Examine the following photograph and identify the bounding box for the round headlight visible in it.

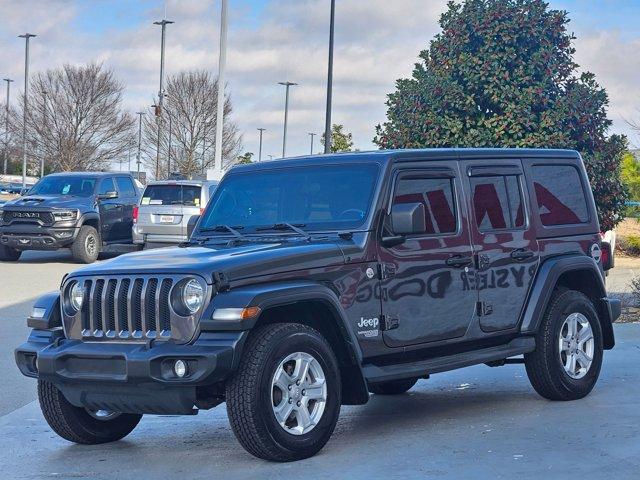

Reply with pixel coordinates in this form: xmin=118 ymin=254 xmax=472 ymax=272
xmin=70 ymin=282 xmax=84 ymax=312
xmin=182 ymin=279 xmax=204 ymax=313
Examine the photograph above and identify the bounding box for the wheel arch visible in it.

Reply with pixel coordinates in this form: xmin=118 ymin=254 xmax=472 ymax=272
xmin=203 ymin=281 xmax=369 ymax=405
xmin=520 ymin=255 xmax=615 ymax=349
xmin=78 ymin=212 xmax=100 ymax=237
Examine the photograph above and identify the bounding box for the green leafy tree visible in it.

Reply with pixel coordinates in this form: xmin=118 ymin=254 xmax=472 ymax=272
xmin=374 ymin=0 xmax=627 ymax=230
xmin=622 ymin=152 xmax=640 ymax=200
xmin=322 ymin=124 xmax=354 ymax=153
xmin=235 ymin=152 xmax=254 ymax=164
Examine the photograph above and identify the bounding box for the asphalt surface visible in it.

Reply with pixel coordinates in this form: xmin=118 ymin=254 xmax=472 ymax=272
xmin=1 ymin=251 xmax=639 ymax=479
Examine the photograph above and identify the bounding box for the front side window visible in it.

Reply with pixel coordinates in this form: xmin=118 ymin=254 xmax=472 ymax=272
xmin=471 ymin=175 xmax=525 ymax=231
xmin=200 ymin=164 xmax=380 ymax=232
xmin=532 ymin=165 xmax=588 ymax=226
xmin=392 ymin=176 xmax=457 ymax=235
xmin=28 ymin=176 xmax=96 ymax=197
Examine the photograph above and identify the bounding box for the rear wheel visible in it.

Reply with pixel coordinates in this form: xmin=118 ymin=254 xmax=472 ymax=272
xmin=71 ymin=225 xmax=99 ymax=263
xmin=0 ymin=244 xmax=21 ymax=261
xmin=524 ymin=289 xmax=603 ymax=401
xmin=38 ymin=380 xmax=142 ymax=444
xmin=368 ymin=377 xmax=419 ymax=395
xmin=226 ymin=323 xmax=341 ymax=462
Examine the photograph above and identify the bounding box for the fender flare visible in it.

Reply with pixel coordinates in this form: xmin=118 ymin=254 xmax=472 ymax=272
xmin=202 ymin=280 xmax=369 ymax=404
xmin=519 ymin=255 xmax=615 ymax=348
xmin=26 ymin=291 xmax=62 ymax=330
xmin=77 ymin=212 xmax=100 ymax=230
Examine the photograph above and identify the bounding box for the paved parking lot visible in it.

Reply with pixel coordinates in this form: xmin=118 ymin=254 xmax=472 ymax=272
xmin=1 ymin=251 xmax=639 ymax=479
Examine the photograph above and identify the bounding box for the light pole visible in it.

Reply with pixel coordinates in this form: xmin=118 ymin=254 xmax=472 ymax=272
xmin=257 ymin=128 xmax=266 ymax=162
xmin=3 ymin=78 xmax=13 ymax=175
xmin=308 ymin=132 xmax=316 ymax=155
xmin=153 ymin=18 xmax=173 ymax=179
xmin=211 ymin=0 xmax=228 ymax=180
xmin=136 ymin=111 xmax=146 ymax=178
xmin=278 ymin=81 xmax=297 ymax=158
xmin=323 ymin=0 xmax=335 ymax=154
xmin=19 ymin=33 xmax=36 ymax=188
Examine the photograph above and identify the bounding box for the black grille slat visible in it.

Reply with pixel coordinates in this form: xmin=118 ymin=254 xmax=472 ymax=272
xmin=145 ymin=279 xmax=158 ymax=336
xmin=92 ymin=279 xmax=105 ymax=333
xmin=117 ymin=279 xmax=130 ymax=333
xmin=81 ymin=279 xmax=92 ymax=331
xmin=105 ymin=279 xmax=117 ymax=332
xmin=132 ymin=279 xmax=144 ymax=333
xmin=159 ymin=279 xmax=173 ymax=332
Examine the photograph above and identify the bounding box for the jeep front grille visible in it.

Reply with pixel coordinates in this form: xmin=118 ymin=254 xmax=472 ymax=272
xmin=61 ymin=274 xmax=206 ymax=344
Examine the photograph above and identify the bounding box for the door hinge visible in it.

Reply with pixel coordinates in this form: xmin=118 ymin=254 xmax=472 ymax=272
xmin=380 ymin=314 xmax=399 ymax=331
xmin=377 ymin=263 xmax=396 ymax=280
xmin=477 ymin=301 xmax=493 ymax=316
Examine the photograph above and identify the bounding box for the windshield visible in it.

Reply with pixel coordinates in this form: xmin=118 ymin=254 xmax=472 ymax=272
xmin=142 ymin=184 xmax=202 ymax=207
xmin=200 ymin=163 xmax=379 ymax=233
xmin=28 ymin=176 xmax=96 ymax=197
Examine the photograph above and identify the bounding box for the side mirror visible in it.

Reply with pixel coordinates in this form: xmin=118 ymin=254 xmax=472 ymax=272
xmin=187 ymin=214 xmax=201 ymax=239
xmin=97 ymin=190 xmax=118 ymax=200
xmin=390 ymin=202 xmax=426 ymax=235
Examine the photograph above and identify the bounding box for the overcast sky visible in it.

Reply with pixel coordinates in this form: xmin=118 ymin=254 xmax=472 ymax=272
xmin=0 ymin=0 xmax=639 ymax=169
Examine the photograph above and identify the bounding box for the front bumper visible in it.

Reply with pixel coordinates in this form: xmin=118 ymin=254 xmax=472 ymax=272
xmin=15 ymin=329 xmax=247 ymax=414
xmin=0 ymin=225 xmax=78 ymax=250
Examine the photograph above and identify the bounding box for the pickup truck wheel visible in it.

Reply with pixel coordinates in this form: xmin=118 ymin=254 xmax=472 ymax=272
xmin=37 ymin=380 xmax=142 ymax=444
xmin=71 ymin=225 xmax=99 ymax=263
xmin=368 ymin=377 xmax=418 ymax=395
xmin=0 ymin=245 xmax=21 ymax=261
xmin=524 ymin=289 xmax=603 ymax=401
xmin=226 ymin=323 xmax=341 ymax=462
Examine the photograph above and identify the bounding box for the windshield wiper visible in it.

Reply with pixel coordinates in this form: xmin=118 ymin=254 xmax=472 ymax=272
xmin=256 ymin=223 xmax=311 ymax=240
xmin=198 ymin=224 xmax=247 ymax=240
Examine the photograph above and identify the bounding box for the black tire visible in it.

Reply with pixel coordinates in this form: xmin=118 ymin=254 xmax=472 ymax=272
xmin=0 ymin=244 xmax=21 ymax=261
xmin=71 ymin=225 xmax=99 ymax=263
xmin=368 ymin=377 xmax=418 ymax=395
xmin=226 ymin=323 xmax=341 ymax=462
xmin=524 ymin=289 xmax=603 ymax=401
xmin=37 ymin=380 xmax=142 ymax=444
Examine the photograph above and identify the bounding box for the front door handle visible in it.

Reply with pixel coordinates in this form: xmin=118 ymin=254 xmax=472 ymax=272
xmin=446 ymin=255 xmax=473 ymax=268
xmin=511 ymin=249 xmax=534 ymax=261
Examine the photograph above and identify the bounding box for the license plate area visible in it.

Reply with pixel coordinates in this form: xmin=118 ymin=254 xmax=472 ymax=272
xmin=159 ymin=215 xmax=175 ymax=223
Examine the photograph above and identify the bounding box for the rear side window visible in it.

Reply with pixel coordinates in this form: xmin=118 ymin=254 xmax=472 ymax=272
xmin=116 ymin=177 xmax=137 ymax=197
xmin=141 ymin=185 xmax=202 ymax=206
xmin=471 ymin=175 xmax=525 ymax=231
xmin=97 ymin=178 xmax=115 ymax=195
xmin=392 ymin=176 xmax=457 ymax=235
xmin=532 ymin=165 xmax=588 ymax=226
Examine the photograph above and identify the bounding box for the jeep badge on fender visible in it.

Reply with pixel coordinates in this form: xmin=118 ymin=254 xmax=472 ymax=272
xmin=15 ymin=149 xmax=620 ymax=462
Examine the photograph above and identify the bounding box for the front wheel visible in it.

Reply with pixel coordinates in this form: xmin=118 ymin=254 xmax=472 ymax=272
xmin=71 ymin=225 xmax=99 ymax=263
xmin=226 ymin=323 xmax=341 ymax=462
xmin=38 ymin=380 xmax=142 ymax=444
xmin=524 ymin=289 xmax=603 ymax=401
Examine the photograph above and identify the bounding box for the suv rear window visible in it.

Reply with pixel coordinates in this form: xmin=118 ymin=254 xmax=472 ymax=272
xmin=532 ymin=165 xmax=588 ymax=226
xmin=142 ymin=184 xmax=202 ymax=207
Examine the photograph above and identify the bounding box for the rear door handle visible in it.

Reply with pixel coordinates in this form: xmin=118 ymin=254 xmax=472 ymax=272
xmin=446 ymin=255 xmax=473 ymax=268
xmin=511 ymin=249 xmax=534 ymax=261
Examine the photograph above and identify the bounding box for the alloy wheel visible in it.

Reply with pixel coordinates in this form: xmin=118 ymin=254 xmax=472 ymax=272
xmin=558 ymin=312 xmax=594 ymax=379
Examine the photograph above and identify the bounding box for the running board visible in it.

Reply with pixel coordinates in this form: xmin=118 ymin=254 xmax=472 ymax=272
xmin=363 ymin=337 xmax=535 ymax=384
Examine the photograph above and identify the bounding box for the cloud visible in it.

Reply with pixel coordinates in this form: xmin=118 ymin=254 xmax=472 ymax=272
xmin=0 ymin=0 xmax=638 ymax=162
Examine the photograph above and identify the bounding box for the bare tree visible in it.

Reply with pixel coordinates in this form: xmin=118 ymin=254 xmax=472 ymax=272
xmin=13 ymin=63 xmax=134 ymax=173
xmin=141 ymin=70 xmax=242 ymax=179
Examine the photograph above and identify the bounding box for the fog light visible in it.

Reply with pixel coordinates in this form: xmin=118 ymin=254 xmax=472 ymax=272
xmin=174 ymin=359 xmax=187 ymax=378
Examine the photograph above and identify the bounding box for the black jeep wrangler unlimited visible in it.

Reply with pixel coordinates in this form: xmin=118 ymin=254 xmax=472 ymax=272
xmin=15 ymin=149 xmax=620 ymax=461
xmin=0 ymin=172 xmax=140 ymax=263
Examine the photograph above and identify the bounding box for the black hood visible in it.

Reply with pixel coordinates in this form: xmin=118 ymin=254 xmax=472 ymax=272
xmin=68 ymin=238 xmax=348 ymax=283
xmin=4 ymin=194 xmax=94 ymax=211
